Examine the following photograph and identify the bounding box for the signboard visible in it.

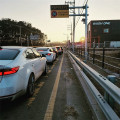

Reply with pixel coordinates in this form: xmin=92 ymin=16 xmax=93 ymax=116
xmin=50 ymin=5 xmax=69 ymax=18
xmin=93 ymin=22 xmax=111 ymax=26
xmin=30 ymin=35 xmax=40 ymax=40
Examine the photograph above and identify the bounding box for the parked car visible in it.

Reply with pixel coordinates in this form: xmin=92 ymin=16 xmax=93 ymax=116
xmin=0 ymin=46 xmax=47 ymax=101
xmin=52 ymin=47 xmax=58 ymax=57
xmin=36 ymin=47 xmax=56 ymax=63
xmin=55 ymin=46 xmax=63 ymax=55
xmin=60 ymin=46 xmax=63 ymax=54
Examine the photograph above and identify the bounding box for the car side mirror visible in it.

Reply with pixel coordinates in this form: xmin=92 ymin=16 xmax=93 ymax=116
xmin=26 ymin=53 xmax=34 ymax=59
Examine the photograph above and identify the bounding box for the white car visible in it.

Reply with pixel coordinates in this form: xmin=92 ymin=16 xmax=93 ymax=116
xmin=0 ymin=46 xmax=47 ymax=101
xmin=36 ymin=47 xmax=56 ymax=64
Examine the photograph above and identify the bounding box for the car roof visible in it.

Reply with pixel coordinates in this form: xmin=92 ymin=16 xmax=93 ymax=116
xmin=1 ymin=46 xmax=33 ymax=51
xmin=36 ymin=47 xmax=52 ymax=49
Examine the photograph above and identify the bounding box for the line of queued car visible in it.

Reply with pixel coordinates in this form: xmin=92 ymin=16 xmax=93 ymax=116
xmin=0 ymin=46 xmax=63 ymax=101
xmin=36 ymin=46 xmax=63 ymax=64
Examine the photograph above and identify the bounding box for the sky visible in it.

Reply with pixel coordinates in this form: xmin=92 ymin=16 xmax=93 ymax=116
xmin=0 ymin=0 xmax=120 ymax=43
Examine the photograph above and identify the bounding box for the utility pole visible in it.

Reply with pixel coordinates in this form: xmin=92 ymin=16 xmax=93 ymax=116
xmin=73 ymin=0 xmax=75 ymax=53
xmin=65 ymin=0 xmax=75 ymax=52
xmin=67 ymin=24 xmax=72 ymax=49
xmin=85 ymin=4 xmax=88 ymax=60
xmin=19 ymin=26 xmax=22 ymax=46
xmin=27 ymin=36 xmax=29 ymax=46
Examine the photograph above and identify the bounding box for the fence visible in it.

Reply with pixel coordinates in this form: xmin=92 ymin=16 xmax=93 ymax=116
xmin=75 ymin=47 xmax=120 ymax=78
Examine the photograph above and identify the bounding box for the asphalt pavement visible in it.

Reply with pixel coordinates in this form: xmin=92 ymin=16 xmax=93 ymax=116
xmin=0 ymin=51 xmax=93 ymax=120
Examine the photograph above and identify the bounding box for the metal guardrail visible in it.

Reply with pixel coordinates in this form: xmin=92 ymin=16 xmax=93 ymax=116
xmin=68 ymin=51 xmax=120 ymax=120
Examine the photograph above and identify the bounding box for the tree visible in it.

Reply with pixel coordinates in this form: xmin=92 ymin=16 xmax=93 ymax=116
xmin=0 ymin=18 xmax=47 ymax=46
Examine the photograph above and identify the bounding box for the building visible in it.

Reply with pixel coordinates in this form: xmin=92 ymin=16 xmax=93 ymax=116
xmin=87 ymin=20 xmax=120 ymax=48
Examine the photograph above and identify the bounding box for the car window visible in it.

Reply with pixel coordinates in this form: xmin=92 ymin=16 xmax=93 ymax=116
xmin=36 ymin=48 xmax=49 ymax=51
xmin=49 ymin=49 xmax=53 ymax=52
xmin=52 ymin=48 xmax=55 ymax=51
xmin=32 ymin=48 xmax=41 ymax=58
xmin=0 ymin=49 xmax=20 ymax=60
xmin=24 ymin=48 xmax=35 ymax=59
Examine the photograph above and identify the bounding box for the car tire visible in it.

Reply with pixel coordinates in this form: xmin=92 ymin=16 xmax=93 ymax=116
xmin=43 ymin=64 xmax=47 ymax=75
xmin=27 ymin=74 xmax=35 ymax=97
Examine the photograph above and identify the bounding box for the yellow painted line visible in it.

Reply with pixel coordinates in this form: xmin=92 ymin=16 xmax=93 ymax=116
xmin=44 ymin=55 xmax=64 ymax=120
xmin=48 ymin=63 xmax=56 ymax=74
xmin=27 ymin=82 xmax=44 ymax=106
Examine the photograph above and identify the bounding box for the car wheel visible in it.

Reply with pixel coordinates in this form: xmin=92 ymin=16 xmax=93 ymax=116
xmin=43 ymin=64 xmax=47 ymax=75
xmin=27 ymin=74 xmax=35 ymax=97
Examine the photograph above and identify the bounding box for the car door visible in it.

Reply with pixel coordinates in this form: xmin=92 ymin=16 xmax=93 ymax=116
xmin=25 ymin=48 xmax=40 ymax=80
xmin=32 ymin=48 xmax=45 ymax=78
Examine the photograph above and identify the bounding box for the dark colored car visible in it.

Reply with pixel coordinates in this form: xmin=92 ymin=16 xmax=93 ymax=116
xmin=60 ymin=46 xmax=63 ymax=54
xmin=55 ymin=46 xmax=62 ymax=55
xmin=52 ymin=47 xmax=58 ymax=57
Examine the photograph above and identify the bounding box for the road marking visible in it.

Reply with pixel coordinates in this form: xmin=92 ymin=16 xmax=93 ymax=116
xmin=48 ymin=61 xmax=56 ymax=74
xmin=44 ymin=55 xmax=64 ymax=120
xmin=27 ymin=82 xmax=44 ymax=106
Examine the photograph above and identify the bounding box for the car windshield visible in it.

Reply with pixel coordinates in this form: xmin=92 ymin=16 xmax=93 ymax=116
xmin=37 ymin=48 xmax=49 ymax=51
xmin=0 ymin=49 xmax=20 ymax=60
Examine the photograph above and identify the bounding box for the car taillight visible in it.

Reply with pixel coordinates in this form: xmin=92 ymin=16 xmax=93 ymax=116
xmin=0 ymin=66 xmax=20 ymax=76
xmin=46 ymin=53 xmax=51 ymax=56
xmin=0 ymin=72 xmax=2 ymax=76
xmin=59 ymin=49 xmax=61 ymax=50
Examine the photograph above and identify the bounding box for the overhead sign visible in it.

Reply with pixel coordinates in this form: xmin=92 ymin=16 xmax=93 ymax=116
xmin=50 ymin=5 xmax=69 ymax=18
xmin=30 ymin=35 xmax=40 ymax=40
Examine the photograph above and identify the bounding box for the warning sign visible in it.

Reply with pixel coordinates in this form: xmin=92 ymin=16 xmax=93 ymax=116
xmin=50 ymin=5 xmax=69 ymax=18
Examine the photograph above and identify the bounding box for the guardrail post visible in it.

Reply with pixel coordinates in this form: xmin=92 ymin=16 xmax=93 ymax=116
xmin=104 ymin=75 xmax=116 ymax=108
xmin=102 ymin=47 xmax=105 ymax=68
xmin=93 ymin=47 xmax=95 ymax=64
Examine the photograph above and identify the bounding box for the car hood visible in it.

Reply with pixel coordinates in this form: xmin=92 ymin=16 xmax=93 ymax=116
xmin=0 ymin=60 xmax=13 ymax=66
